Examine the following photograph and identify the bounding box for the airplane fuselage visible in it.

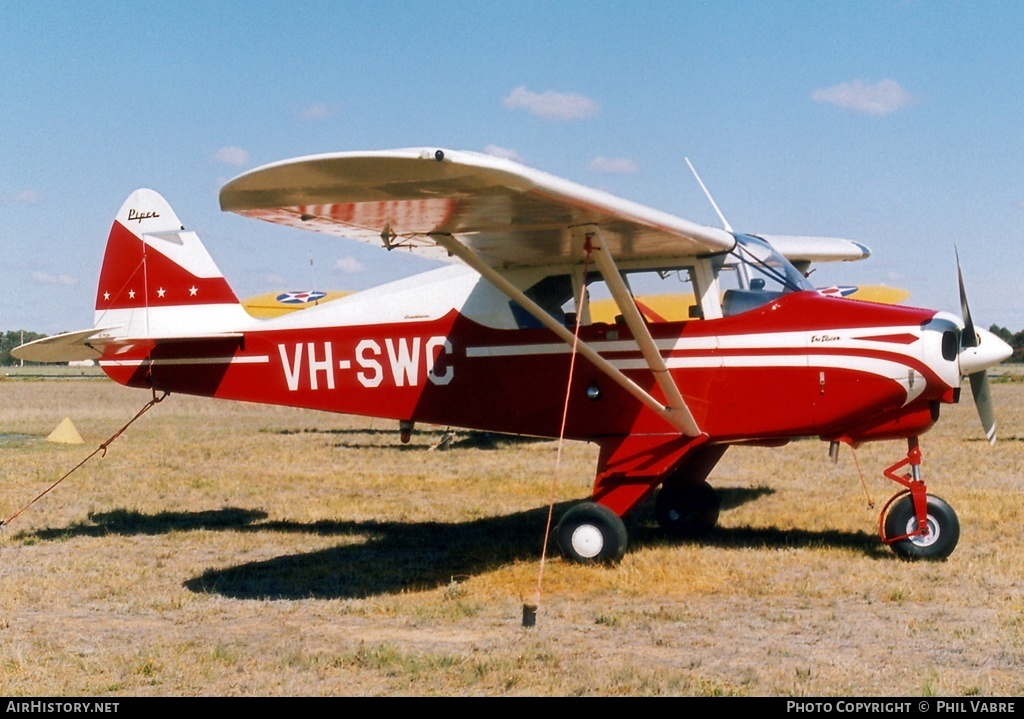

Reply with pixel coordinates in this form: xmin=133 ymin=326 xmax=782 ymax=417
xmin=99 ymin=290 xmax=961 ymax=448
xmin=17 ymin=170 xmax=1010 ymax=562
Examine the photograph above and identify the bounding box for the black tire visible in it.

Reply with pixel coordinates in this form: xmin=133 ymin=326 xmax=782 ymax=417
xmin=655 ymin=480 xmax=720 ymax=537
xmin=883 ymin=494 xmax=960 ymax=560
xmin=555 ymin=502 xmax=628 ymax=564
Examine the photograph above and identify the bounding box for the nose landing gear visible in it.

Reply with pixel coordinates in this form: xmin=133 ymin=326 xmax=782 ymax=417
xmin=879 ymin=437 xmax=960 ymax=560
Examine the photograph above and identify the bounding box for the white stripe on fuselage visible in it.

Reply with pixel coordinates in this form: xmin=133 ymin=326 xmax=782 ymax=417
xmin=466 ymin=326 xmax=928 ymax=405
xmin=98 ymin=355 xmax=270 ymax=367
xmin=466 ymin=326 xmax=924 ymax=357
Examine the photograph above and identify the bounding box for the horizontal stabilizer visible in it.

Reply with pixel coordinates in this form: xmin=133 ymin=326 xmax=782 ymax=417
xmin=12 ymin=328 xmax=117 ymax=363
xmin=13 ymin=328 xmax=248 ymax=364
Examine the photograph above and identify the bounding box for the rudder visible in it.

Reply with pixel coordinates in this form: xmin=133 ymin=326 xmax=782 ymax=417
xmin=95 ymin=189 xmax=250 ymax=337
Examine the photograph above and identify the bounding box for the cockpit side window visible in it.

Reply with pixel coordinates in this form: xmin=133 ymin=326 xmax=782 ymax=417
xmin=511 ymin=236 xmax=812 ymax=328
xmin=509 ymin=274 xmax=575 ymax=329
xmin=513 ymin=267 xmax=703 ymax=329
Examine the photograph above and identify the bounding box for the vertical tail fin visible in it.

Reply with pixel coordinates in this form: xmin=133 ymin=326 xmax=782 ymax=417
xmin=95 ymin=189 xmax=250 ymax=337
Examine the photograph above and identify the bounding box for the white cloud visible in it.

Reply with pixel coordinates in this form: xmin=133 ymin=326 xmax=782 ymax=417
xmin=300 ymin=102 xmax=331 ymax=120
xmin=502 ymin=86 xmax=598 ymax=120
xmin=32 ymin=271 xmax=75 ymax=286
xmin=587 ymin=156 xmax=640 ymax=175
xmin=483 ymin=144 xmax=523 ymax=162
xmin=211 ymin=146 xmax=251 ymax=167
xmin=811 ymin=79 xmax=916 ymax=116
xmin=1 ymin=189 xmax=41 ymax=205
xmin=335 ymin=256 xmax=365 ymax=274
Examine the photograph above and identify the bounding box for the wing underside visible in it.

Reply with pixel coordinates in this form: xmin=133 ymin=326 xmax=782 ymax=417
xmin=219 ymin=148 xmax=737 ymax=268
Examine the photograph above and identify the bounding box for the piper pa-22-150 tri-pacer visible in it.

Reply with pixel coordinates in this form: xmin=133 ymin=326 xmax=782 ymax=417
xmin=16 ymin=148 xmax=1012 ymax=563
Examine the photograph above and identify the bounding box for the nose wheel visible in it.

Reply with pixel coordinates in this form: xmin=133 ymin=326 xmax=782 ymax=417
xmin=882 ymin=493 xmax=960 ymax=560
xmin=878 ymin=437 xmax=960 ymax=560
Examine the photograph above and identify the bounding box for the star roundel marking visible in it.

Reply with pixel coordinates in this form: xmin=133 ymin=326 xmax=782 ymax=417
xmin=189 ymin=286 xmax=198 ymax=297
xmin=157 ymin=287 xmax=166 ymax=298
xmin=277 ymin=290 xmax=328 ymax=304
xmin=128 ymin=289 xmax=136 ymax=299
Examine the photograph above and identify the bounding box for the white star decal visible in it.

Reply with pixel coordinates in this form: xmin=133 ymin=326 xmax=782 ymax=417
xmin=128 ymin=289 xmax=136 ymax=299
xmin=157 ymin=287 xmax=166 ymax=298
xmin=189 ymin=286 xmax=198 ymax=296
xmin=103 ymin=292 xmax=110 ymax=301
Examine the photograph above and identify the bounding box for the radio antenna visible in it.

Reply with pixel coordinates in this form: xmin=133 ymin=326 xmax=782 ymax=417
xmin=685 ymin=157 xmax=733 ymax=233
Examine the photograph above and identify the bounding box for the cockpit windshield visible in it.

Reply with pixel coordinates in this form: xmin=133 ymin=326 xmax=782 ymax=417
xmin=725 ymin=234 xmax=813 ymax=293
xmin=717 ymin=234 xmax=813 ymax=316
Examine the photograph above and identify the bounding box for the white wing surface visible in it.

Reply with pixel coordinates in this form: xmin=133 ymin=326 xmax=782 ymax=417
xmin=219 ymin=148 xmax=736 ymax=268
xmin=759 ymin=234 xmax=870 ymax=265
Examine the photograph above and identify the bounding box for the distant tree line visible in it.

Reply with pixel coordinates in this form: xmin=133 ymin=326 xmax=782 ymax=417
xmin=1 ymin=330 xmax=47 ymax=366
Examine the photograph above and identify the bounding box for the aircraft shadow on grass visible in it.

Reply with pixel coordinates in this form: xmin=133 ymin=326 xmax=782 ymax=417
xmin=271 ymin=428 xmax=549 ymax=451
xmin=21 ymin=486 xmax=884 ymax=600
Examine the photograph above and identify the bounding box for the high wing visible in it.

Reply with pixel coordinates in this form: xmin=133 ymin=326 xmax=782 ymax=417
xmin=759 ymin=234 xmax=870 ymax=275
xmin=219 ymin=148 xmax=736 ymax=268
xmin=222 ymin=148 xmax=737 ymax=436
xmin=218 ymin=149 xmax=878 ymax=439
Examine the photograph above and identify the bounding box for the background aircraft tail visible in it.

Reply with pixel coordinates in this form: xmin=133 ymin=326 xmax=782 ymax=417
xmin=93 ymin=189 xmax=251 ymax=338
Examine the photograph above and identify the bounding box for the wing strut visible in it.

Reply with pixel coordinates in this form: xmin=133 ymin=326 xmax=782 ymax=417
xmin=579 ymin=225 xmax=701 ymax=437
xmin=429 ymin=232 xmax=700 ymax=437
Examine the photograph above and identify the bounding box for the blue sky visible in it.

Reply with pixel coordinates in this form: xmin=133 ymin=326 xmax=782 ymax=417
xmin=2 ymin=0 xmax=1022 ymax=334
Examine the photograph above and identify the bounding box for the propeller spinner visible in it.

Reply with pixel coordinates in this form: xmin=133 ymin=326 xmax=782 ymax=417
xmin=956 ymin=251 xmax=1013 ymax=443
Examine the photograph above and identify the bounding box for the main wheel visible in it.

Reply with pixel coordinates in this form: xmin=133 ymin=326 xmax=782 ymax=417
xmin=555 ymin=502 xmax=628 ymax=564
xmin=883 ymin=494 xmax=960 ymax=560
xmin=655 ymin=480 xmax=720 ymax=538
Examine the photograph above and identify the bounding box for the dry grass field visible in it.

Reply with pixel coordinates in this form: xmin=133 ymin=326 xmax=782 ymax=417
xmin=0 ymin=372 xmax=1022 ymax=696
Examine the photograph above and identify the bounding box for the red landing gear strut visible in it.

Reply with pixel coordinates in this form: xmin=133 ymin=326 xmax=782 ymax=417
xmin=878 ymin=437 xmax=960 ymax=560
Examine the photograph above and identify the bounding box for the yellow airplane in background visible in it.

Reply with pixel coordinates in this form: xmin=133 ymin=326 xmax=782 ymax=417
xmin=244 ymin=285 xmax=910 ymax=322
xmin=241 ymin=289 xmax=352 ymax=318
xmin=588 ymin=284 xmax=910 ymax=324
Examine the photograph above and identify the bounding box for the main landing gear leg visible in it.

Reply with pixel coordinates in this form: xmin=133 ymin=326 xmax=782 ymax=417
xmin=879 ymin=437 xmax=960 ymax=560
xmin=654 ymin=445 xmax=727 ymax=538
xmin=555 ymin=436 xmax=713 ymax=564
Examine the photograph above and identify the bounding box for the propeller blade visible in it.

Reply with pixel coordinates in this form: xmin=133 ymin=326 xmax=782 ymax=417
xmin=956 ymin=248 xmax=977 ymax=348
xmin=969 ymin=371 xmax=997 ymax=444
xmin=954 ymin=251 xmax=1012 ymax=444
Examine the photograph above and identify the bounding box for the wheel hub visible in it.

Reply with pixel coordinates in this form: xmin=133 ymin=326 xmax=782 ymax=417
xmin=570 ymin=524 xmax=604 ymax=558
xmin=903 ymin=515 xmax=939 ymax=548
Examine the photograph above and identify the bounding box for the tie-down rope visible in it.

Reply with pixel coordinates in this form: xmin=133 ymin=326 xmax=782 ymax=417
xmin=1 ymin=388 xmax=168 ymax=530
xmin=529 ymin=237 xmax=594 ymax=623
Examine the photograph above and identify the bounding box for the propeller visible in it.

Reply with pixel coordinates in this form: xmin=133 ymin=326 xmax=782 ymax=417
xmin=955 ymin=249 xmax=1013 ymax=444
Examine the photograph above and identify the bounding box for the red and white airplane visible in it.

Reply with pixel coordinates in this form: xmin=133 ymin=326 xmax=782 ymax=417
xmin=16 ymin=148 xmax=1012 ymax=563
